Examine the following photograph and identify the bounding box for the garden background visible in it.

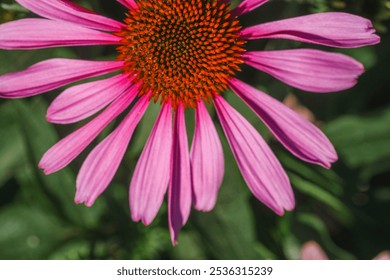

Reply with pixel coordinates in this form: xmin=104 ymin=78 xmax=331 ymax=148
xmin=0 ymin=0 xmax=389 ymax=259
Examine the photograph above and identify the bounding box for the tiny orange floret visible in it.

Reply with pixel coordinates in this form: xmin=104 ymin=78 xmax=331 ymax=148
xmin=116 ymin=0 xmax=245 ymax=109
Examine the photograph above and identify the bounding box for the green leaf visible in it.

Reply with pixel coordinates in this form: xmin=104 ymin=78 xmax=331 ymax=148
xmin=13 ymin=98 xmax=103 ymax=228
xmin=324 ymin=107 xmax=390 ymax=169
xmin=254 ymin=242 xmax=278 ymax=260
xmin=276 ymin=149 xmax=343 ymax=195
xmin=192 ymin=202 xmax=258 ymax=259
xmin=0 ymin=102 xmax=26 ymax=186
xmin=373 ymin=186 xmax=390 ymax=203
xmin=281 ymin=233 xmax=301 ymax=260
xmin=170 ymin=231 xmax=207 ymax=260
xmin=0 ymin=3 xmax=28 ymax=13
xmin=49 ymin=240 xmax=90 ymax=260
xmin=297 ymin=213 xmax=355 ymax=260
xmin=0 ymin=205 xmax=73 ymax=259
xmin=289 ymin=173 xmax=353 ymax=224
xmin=131 ymin=227 xmax=171 ymax=260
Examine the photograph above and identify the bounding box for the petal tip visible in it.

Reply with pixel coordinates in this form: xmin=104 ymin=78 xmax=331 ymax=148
xmin=42 ymin=169 xmax=51 ymax=176
xmin=74 ymin=196 xmax=83 ymax=205
xmin=74 ymin=193 xmax=95 ymax=207
xmin=141 ymin=217 xmax=153 ymax=226
xmin=193 ymin=200 xmax=216 ymax=212
xmin=38 ymin=160 xmax=52 ymax=175
xmin=285 ymin=201 xmax=296 ymax=212
xmin=274 ymin=208 xmax=285 ymax=216
xmin=320 ymin=149 xmax=338 ymax=169
xmin=170 ymin=233 xmax=179 ymax=246
xmin=371 ymin=34 xmax=381 ymax=45
xmin=84 ymin=198 xmax=95 ymax=207
xmin=45 ymin=112 xmax=55 ymax=123
xmin=130 ymin=212 xmax=141 ymax=223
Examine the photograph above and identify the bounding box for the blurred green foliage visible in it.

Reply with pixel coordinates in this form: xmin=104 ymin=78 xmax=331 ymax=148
xmin=0 ymin=0 xmax=389 ymax=259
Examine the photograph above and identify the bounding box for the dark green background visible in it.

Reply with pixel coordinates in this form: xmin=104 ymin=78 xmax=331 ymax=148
xmin=0 ymin=0 xmax=389 ymax=259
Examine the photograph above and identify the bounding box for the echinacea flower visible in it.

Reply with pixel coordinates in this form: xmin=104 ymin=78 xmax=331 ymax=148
xmin=301 ymin=241 xmax=390 ymax=260
xmin=0 ymin=0 xmax=379 ymax=244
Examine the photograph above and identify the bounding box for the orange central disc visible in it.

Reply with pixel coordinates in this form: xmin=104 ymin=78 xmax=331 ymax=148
xmin=116 ymin=0 xmax=245 ymax=108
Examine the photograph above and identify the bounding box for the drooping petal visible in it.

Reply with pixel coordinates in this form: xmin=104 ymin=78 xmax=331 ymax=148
xmin=300 ymin=241 xmax=329 ymax=260
xmin=39 ymin=85 xmax=139 ymax=174
xmin=229 ymin=78 xmax=337 ymax=168
xmin=0 ymin=58 xmax=123 ymax=98
xmin=240 ymin=12 xmax=380 ymax=48
xmin=117 ymin=0 xmax=138 ymax=10
xmin=169 ymin=104 xmax=192 ymax=245
xmin=243 ymin=49 xmax=364 ymax=92
xmin=47 ymin=74 xmax=134 ymax=124
xmin=0 ymin=18 xmax=121 ymax=50
xmin=130 ymin=104 xmax=172 ymax=225
xmin=214 ymin=95 xmax=294 ymax=215
xmin=75 ymin=96 xmax=149 ymax=207
xmin=231 ymin=0 xmax=268 ymax=17
xmin=16 ymin=0 xmax=124 ymax=31
xmin=190 ymin=101 xmax=224 ymax=212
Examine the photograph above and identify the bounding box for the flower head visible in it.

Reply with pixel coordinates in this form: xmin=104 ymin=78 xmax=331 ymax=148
xmin=116 ymin=0 xmax=245 ymax=108
xmin=0 ymin=0 xmax=380 ymax=244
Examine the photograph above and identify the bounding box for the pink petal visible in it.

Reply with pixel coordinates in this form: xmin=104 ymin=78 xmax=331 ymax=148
xmin=243 ymin=49 xmax=364 ymax=92
xmin=75 ymin=96 xmax=149 ymax=207
xmin=0 ymin=58 xmax=123 ymax=98
xmin=231 ymin=0 xmax=269 ymax=17
xmin=240 ymin=12 xmax=380 ymax=48
xmin=169 ymin=104 xmax=192 ymax=245
xmin=16 ymin=0 xmax=124 ymax=31
xmin=230 ymin=79 xmax=337 ymax=168
xmin=229 ymin=78 xmax=337 ymax=168
xmin=39 ymin=85 xmax=139 ymax=174
xmin=214 ymin=95 xmax=294 ymax=215
xmin=47 ymin=74 xmax=134 ymax=124
xmin=300 ymin=241 xmax=329 ymax=260
xmin=190 ymin=101 xmax=224 ymax=212
xmin=0 ymin=18 xmax=121 ymax=50
xmin=117 ymin=0 xmax=138 ymax=10
xmin=130 ymin=104 xmax=172 ymax=225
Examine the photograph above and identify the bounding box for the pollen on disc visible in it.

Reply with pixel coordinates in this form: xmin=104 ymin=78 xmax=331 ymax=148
xmin=116 ymin=0 xmax=245 ymax=109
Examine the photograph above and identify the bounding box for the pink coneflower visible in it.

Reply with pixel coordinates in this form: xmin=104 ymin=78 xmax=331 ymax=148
xmin=0 ymin=0 xmax=379 ymax=244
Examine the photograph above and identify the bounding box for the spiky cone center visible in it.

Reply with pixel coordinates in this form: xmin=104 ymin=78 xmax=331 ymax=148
xmin=116 ymin=0 xmax=245 ymax=109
